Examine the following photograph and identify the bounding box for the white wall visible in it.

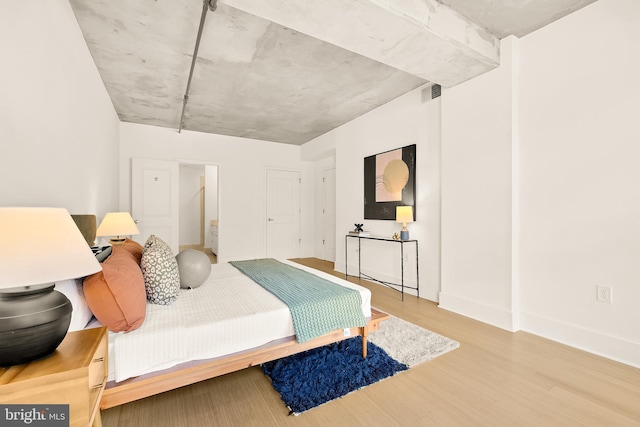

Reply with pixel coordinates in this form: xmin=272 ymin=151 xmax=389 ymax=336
xmin=517 ymin=0 xmax=640 ymax=366
xmin=440 ymin=0 xmax=640 ymax=367
xmin=440 ymin=36 xmax=519 ymax=330
xmin=305 ymin=87 xmax=442 ymax=302
xmin=204 ymin=165 xmax=219 ymax=249
xmin=119 ymin=123 xmax=314 ymax=262
xmin=1 ymin=1 xmax=119 ymax=216
xmin=179 ymin=165 xmax=204 ymax=246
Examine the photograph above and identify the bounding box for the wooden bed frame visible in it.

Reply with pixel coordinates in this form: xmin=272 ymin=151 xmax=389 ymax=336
xmin=100 ymin=308 xmax=389 ymax=409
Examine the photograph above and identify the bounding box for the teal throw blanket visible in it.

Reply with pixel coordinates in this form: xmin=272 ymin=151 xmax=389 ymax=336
xmin=230 ymin=259 xmax=366 ymax=343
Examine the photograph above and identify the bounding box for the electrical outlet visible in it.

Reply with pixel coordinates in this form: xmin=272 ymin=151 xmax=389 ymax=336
xmin=597 ymin=285 xmax=612 ymax=303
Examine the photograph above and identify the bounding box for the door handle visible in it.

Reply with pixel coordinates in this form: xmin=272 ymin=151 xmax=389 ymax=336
xmin=267 ymin=218 xmax=275 ymax=221
xmin=134 ymin=219 xmax=142 ymax=224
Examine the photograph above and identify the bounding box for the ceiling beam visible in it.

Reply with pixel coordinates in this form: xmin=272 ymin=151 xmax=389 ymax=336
xmin=219 ymin=0 xmax=500 ymax=87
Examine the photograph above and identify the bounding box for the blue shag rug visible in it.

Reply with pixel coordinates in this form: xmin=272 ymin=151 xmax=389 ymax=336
xmin=262 ymin=336 xmax=408 ymax=415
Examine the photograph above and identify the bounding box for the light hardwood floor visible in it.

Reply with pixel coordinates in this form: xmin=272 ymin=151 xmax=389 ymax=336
xmin=102 ymin=258 xmax=640 ymax=426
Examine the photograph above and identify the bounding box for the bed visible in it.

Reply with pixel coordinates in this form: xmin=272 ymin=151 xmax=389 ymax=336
xmin=95 ymin=259 xmax=386 ymax=409
xmin=66 ymin=216 xmax=387 ymax=409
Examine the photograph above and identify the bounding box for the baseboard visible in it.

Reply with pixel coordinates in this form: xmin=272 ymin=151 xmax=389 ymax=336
xmin=438 ymin=292 xmax=640 ymax=368
xmin=520 ymin=311 xmax=640 ymax=369
xmin=438 ymin=292 xmax=518 ymax=332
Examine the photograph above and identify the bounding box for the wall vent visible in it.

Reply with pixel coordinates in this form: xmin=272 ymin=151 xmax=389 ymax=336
xmin=422 ymin=84 xmax=442 ymax=102
xmin=431 ymin=84 xmax=441 ymax=99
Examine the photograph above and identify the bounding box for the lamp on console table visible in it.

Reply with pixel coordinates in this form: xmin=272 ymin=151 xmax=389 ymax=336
xmin=0 ymin=207 xmax=102 ymax=366
xmin=396 ymin=206 xmax=414 ymax=241
xmin=96 ymin=212 xmax=140 ymax=245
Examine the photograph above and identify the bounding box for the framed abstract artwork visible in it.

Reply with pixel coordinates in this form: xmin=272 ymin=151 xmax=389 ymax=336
xmin=364 ymin=144 xmax=416 ymax=220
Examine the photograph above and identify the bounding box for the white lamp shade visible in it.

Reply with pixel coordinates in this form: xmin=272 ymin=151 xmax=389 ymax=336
xmin=0 ymin=208 xmax=102 ymax=289
xmin=396 ymin=206 xmax=414 ymax=224
xmin=96 ymin=212 xmax=139 ymax=237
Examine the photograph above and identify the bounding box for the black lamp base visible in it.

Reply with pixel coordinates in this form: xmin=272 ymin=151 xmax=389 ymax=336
xmin=0 ymin=285 xmax=72 ymax=366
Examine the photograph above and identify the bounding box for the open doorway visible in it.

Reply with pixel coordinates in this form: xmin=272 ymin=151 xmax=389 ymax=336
xmin=178 ymin=163 xmax=219 ymax=263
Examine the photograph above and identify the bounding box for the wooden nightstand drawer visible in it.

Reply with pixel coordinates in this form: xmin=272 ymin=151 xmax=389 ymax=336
xmin=89 ymin=334 xmax=107 ymax=389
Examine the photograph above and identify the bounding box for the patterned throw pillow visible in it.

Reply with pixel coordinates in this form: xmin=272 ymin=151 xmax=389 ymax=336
xmin=141 ymin=235 xmax=180 ymax=305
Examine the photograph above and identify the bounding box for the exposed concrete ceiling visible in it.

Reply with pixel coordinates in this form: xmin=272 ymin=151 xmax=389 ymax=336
xmin=440 ymin=0 xmax=598 ymax=38
xmin=69 ymin=0 xmax=597 ymax=145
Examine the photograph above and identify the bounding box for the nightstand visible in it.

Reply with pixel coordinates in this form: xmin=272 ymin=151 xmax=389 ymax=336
xmin=0 ymin=326 xmax=108 ymax=427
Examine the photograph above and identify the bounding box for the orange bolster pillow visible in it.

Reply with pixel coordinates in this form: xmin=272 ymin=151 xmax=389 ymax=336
xmin=83 ymin=245 xmax=146 ymax=332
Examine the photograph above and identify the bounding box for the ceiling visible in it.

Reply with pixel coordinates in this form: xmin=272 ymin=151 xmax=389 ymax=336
xmin=69 ymin=0 xmax=597 ymax=145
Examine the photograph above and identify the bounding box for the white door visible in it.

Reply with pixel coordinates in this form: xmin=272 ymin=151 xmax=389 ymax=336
xmin=132 ymin=158 xmax=179 ymax=254
xmin=266 ymin=169 xmax=301 ymax=259
xmin=322 ymin=168 xmax=336 ymax=262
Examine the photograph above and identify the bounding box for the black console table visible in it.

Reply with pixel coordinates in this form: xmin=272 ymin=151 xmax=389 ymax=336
xmin=345 ymin=234 xmax=419 ymax=300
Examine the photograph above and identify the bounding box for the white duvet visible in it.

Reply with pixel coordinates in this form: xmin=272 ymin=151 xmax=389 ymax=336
xmin=99 ymin=259 xmax=371 ymax=383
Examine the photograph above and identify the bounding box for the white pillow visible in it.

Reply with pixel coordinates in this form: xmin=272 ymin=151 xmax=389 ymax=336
xmin=55 ymin=278 xmax=94 ymax=331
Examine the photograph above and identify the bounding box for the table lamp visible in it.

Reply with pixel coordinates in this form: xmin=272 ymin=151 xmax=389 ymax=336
xmin=0 ymin=207 xmax=102 ymax=366
xmin=396 ymin=206 xmax=414 ymax=241
xmin=96 ymin=212 xmax=140 ymax=245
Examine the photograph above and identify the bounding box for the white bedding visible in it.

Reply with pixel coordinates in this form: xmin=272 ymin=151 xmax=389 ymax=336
xmin=97 ymin=259 xmax=371 ymax=383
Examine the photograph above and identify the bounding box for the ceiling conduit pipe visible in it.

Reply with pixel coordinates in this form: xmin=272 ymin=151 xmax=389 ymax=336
xmin=178 ymin=0 xmax=217 ymax=133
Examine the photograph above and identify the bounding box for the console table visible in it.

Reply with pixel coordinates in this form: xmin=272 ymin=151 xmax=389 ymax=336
xmin=345 ymin=234 xmax=419 ymax=300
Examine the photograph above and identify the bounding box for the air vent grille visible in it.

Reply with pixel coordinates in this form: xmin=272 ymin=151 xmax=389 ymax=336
xmin=421 ymin=84 xmax=442 ymax=103
xmin=431 ymin=84 xmax=441 ymax=99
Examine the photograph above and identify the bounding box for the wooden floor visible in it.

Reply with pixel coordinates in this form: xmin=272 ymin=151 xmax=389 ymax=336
xmin=102 ymin=258 xmax=640 ymax=427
